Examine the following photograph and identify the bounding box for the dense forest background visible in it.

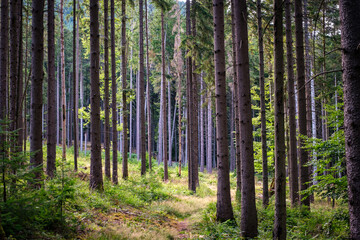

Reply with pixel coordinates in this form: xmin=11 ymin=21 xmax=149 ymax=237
xmin=0 ymin=0 xmax=359 ymax=239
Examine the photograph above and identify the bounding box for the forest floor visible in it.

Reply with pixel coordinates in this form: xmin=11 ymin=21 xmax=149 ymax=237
xmin=2 ymin=146 xmax=350 ymax=239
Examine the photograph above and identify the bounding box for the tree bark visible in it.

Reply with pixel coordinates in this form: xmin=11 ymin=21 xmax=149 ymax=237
xmin=111 ymin=0 xmax=118 ymax=184
xmin=200 ymin=74 xmax=204 ymax=172
xmin=234 ymin=0 xmax=258 ymax=237
xmin=121 ymin=0 xmax=128 ymax=180
xmin=285 ymin=0 xmax=299 ymax=207
xmin=60 ymin=0 xmax=66 ymax=160
xmin=340 ymin=1 xmax=360 ymax=238
xmin=89 ymin=0 xmax=103 ymax=191
xmin=139 ymin=0 xmax=146 ymax=176
xmin=295 ymin=0 xmax=310 ymax=207
xmin=145 ymin=0 xmax=152 ymax=171
xmin=30 ymin=0 xmax=45 ymax=186
xmin=161 ymin=10 xmax=168 ymax=181
xmin=207 ymin=94 xmax=212 ymax=174
xmin=257 ymin=0 xmax=268 ymax=208
xmin=104 ymin=0 xmax=110 ymax=178
xmin=273 ymin=0 xmax=286 ymax=238
xmin=73 ymin=0 xmax=78 ymax=171
xmin=47 ymin=0 xmax=56 ymax=178
xmin=213 ymin=0 xmax=234 ymax=223
xmin=230 ymin=0 xmax=241 ymax=194
xmin=0 ymin=0 xmax=9 ymax=163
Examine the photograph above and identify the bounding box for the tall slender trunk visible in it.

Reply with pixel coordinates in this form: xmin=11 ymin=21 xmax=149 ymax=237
xmin=294 ymin=0 xmax=310 ymax=207
xmin=161 ymin=10 xmax=168 ymax=181
xmin=60 ymin=0 xmax=66 ymax=160
xmin=285 ymin=0 xmax=299 ymax=207
xmin=207 ymin=94 xmax=212 ymax=174
xmin=200 ymin=74 xmax=204 ymax=172
xmin=0 ymin=0 xmax=9 ymax=163
xmin=340 ymin=1 xmax=360 ymax=238
xmin=10 ymin=0 xmax=20 ymax=164
xmin=104 ymin=0 xmax=110 ymax=178
xmin=273 ymin=0 xmax=286 ymax=238
xmin=230 ymin=0 xmax=241 ymax=193
xmin=145 ymin=0 xmax=152 ymax=171
xmin=30 ymin=0 xmax=45 ymax=186
xmin=191 ymin=0 xmax=199 ymax=189
xmin=57 ymin=55 xmax=60 ymax=146
xmin=47 ymin=0 xmax=56 ymax=177
xmin=89 ymin=0 xmax=103 ymax=191
xmin=213 ymin=0 xmax=234 ymax=223
xmin=111 ymin=0 xmax=118 ymax=184
xmin=121 ymin=0 xmax=128 ymax=180
xmin=186 ymin=0 xmax=192 ymax=190
xmin=234 ymin=0 xmax=258 ymax=237
xmin=168 ymin=67 xmax=172 ymax=166
xmin=256 ymin=0 xmax=268 ymax=208
xmin=139 ymin=0 xmax=146 ymax=176
xmin=17 ymin=0 xmax=24 ymax=154
xmin=73 ymin=0 xmax=78 ymax=171
xmin=129 ymin=48 xmax=133 ymax=154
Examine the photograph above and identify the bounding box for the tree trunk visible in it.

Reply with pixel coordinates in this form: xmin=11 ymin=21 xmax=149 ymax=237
xmin=340 ymin=1 xmax=360 ymax=238
xmin=47 ymin=0 xmax=56 ymax=177
xmin=186 ymin=0 xmax=192 ymax=190
xmin=200 ymin=74 xmax=205 ymax=172
xmin=111 ymin=0 xmax=118 ymax=184
xmin=168 ymin=67 xmax=172 ymax=166
xmin=121 ymin=0 xmax=128 ymax=180
xmin=60 ymin=0 xmax=66 ymax=160
xmin=73 ymin=0 xmax=78 ymax=171
xmin=89 ymin=0 xmax=103 ymax=191
xmin=30 ymin=0 xmax=45 ymax=186
xmin=294 ymin=0 xmax=310 ymax=207
xmin=10 ymin=0 xmax=20 ymax=164
xmin=0 ymin=0 xmax=8 ymax=165
xmin=285 ymin=0 xmax=299 ymax=207
xmin=234 ymin=0 xmax=258 ymax=237
xmin=230 ymin=0 xmax=241 ymax=194
xmin=139 ymin=0 xmax=146 ymax=176
xmin=273 ymin=0 xmax=286 ymax=238
xmin=256 ymin=0 xmax=268 ymax=208
xmin=191 ymin=0 xmax=199 ymax=190
xmin=213 ymin=0 xmax=234 ymax=223
xmin=207 ymin=94 xmax=212 ymax=174
xmin=145 ymin=0 xmax=152 ymax=171
xmin=104 ymin=0 xmax=110 ymax=178
xmin=161 ymin=10 xmax=168 ymax=181
xmin=129 ymin=48 xmax=133 ymax=154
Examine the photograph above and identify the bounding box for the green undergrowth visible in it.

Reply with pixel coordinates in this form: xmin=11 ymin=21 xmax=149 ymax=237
xmin=1 ymin=146 xmax=219 ymax=239
xmin=196 ymin=196 xmax=350 ymax=239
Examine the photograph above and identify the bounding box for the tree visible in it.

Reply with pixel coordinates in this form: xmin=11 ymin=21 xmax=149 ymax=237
xmin=294 ymin=0 xmax=310 ymax=207
xmin=10 ymin=0 xmax=20 ymax=155
xmin=213 ymin=0 xmax=234 ymax=223
xmin=285 ymin=0 xmax=299 ymax=207
xmin=273 ymin=0 xmax=286 ymax=238
xmin=121 ymin=0 xmax=128 ymax=180
xmin=234 ymin=0 xmax=258 ymax=237
xmin=139 ymin=0 xmax=147 ymax=176
xmin=60 ymin=0 xmax=66 ymax=161
xmin=0 ymin=0 xmax=8 ymax=169
xmin=340 ymin=1 xmax=360 ymax=238
xmin=111 ymin=0 xmax=118 ymax=184
xmin=104 ymin=0 xmax=110 ymax=179
xmin=89 ymin=0 xmax=103 ymax=191
xmin=145 ymin=0 xmax=152 ymax=171
xmin=161 ymin=9 xmax=168 ymax=181
xmin=73 ymin=0 xmax=78 ymax=172
xmin=30 ymin=0 xmax=45 ymax=185
xmin=256 ymin=0 xmax=268 ymax=208
xmin=47 ymin=0 xmax=56 ymax=178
